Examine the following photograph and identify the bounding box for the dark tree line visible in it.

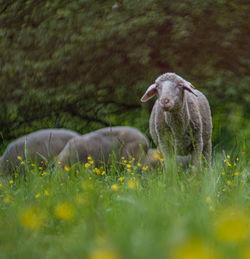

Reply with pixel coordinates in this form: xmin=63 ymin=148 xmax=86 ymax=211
xmin=0 ymin=0 xmax=249 ymax=151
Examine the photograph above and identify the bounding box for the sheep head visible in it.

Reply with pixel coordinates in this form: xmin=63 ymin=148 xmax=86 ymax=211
xmin=141 ymin=73 xmax=197 ymax=111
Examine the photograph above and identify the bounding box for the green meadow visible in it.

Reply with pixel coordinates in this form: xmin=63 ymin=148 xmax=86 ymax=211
xmin=0 ymin=1 xmax=249 ymax=258
xmin=0 ymin=152 xmax=248 ymax=259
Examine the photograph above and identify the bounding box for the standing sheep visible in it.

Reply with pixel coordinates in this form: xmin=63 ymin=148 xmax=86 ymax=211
xmin=0 ymin=129 xmax=81 ymax=174
xmin=57 ymin=126 xmax=150 ymax=167
xmin=141 ymin=73 xmax=212 ymax=167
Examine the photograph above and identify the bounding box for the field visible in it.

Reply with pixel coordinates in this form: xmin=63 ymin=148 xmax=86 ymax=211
xmin=0 ymin=1 xmax=249 ymax=258
xmin=0 ymin=152 xmax=249 ymax=259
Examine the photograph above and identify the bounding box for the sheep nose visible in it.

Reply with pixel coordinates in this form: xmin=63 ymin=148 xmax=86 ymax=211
xmin=160 ymin=98 xmax=170 ymax=107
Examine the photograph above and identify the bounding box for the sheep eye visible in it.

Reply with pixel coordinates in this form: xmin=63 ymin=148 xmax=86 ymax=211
xmin=177 ymin=83 xmax=184 ymax=89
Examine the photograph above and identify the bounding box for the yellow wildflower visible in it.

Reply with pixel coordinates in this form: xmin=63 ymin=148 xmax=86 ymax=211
xmin=101 ymin=171 xmax=106 ymax=175
xmin=58 ymin=161 xmax=62 ymax=165
xmin=54 ymin=202 xmax=75 ymax=221
xmin=123 ymin=160 xmax=127 ymax=163
xmin=227 ymin=155 xmax=230 ymax=159
xmin=31 ymin=163 xmax=36 ymax=167
xmin=35 ymin=193 xmax=41 ymax=199
xmin=121 ymin=156 xmax=125 ymax=160
xmin=111 ymin=184 xmax=119 ymax=192
xmin=94 ymin=168 xmax=101 ymax=175
xmin=234 ymin=172 xmax=239 ymax=176
xmin=44 ymin=189 xmax=49 ymax=196
xmin=214 ymin=207 xmax=249 ymax=243
xmin=132 ymin=157 xmax=135 ymax=161
xmin=20 ymin=206 xmax=45 ymax=230
xmin=0 ymin=183 xmax=2 ymax=188
xmin=142 ymin=166 xmax=148 ymax=171
xmin=9 ymin=180 xmax=14 ymax=184
xmin=17 ymin=156 xmax=22 ymax=160
xmin=85 ymin=163 xmax=90 ymax=168
xmin=153 ymin=152 xmax=161 ymax=160
xmin=64 ymin=166 xmax=70 ymax=171
xmin=88 ymin=156 xmax=92 ymax=160
xmin=137 ymin=163 xmax=141 ymax=167
xmin=227 ymin=162 xmax=231 ymax=167
xmin=236 ymin=157 xmax=239 ymax=161
xmin=41 ymin=171 xmax=47 ymax=176
xmin=127 ymin=169 xmax=131 ymax=173
xmin=118 ymin=177 xmax=125 ymax=182
xmin=20 ymin=161 xmax=25 ymax=165
xmin=126 ymin=164 xmax=131 ymax=168
xmin=38 ymin=167 xmax=43 ymax=170
xmin=227 ymin=180 xmax=232 ymax=185
xmin=89 ymin=177 xmax=92 ymax=180
xmin=89 ymin=160 xmax=94 ymax=165
xmin=221 ymin=172 xmax=225 ymax=175
xmin=224 ymin=159 xmax=227 ymax=163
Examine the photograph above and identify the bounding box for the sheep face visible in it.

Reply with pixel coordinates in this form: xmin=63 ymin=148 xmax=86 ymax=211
xmin=141 ymin=73 xmax=197 ymax=111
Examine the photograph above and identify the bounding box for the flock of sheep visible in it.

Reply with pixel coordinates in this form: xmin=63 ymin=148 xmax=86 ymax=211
xmin=0 ymin=73 xmax=212 ymax=175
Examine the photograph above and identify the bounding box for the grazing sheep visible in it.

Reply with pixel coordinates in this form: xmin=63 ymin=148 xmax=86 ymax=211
xmin=58 ymin=126 xmax=150 ymax=167
xmin=141 ymin=73 xmax=212 ymax=167
xmin=57 ymin=132 xmax=119 ymax=167
xmin=0 ymin=129 xmax=81 ymax=174
xmin=95 ymin=126 xmax=150 ymax=161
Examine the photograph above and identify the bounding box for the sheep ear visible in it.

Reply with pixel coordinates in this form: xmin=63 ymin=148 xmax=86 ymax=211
xmin=182 ymin=83 xmax=198 ymax=97
xmin=141 ymin=84 xmax=157 ymax=102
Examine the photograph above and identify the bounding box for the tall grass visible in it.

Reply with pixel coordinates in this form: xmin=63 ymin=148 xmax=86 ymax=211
xmin=0 ymin=152 xmax=249 ymax=259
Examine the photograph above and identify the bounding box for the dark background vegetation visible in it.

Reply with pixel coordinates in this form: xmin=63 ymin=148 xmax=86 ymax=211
xmin=0 ymin=0 xmax=249 ymax=153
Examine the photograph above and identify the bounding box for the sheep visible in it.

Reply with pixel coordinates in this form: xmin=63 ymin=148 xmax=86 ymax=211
xmin=57 ymin=126 xmax=150 ymax=167
xmin=141 ymin=72 xmax=212 ymax=167
xmin=94 ymin=126 xmax=150 ymax=161
xmin=0 ymin=129 xmax=81 ymax=174
xmin=57 ymin=132 xmax=119 ymax=167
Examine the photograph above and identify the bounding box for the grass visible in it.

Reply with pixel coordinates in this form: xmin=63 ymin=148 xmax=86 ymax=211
xmin=0 ymin=153 xmax=249 ymax=259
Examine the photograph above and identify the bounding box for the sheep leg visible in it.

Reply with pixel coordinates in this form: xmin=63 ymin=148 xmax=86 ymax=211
xmin=203 ymin=140 xmax=212 ymax=167
xmin=158 ymin=131 xmax=175 ymax=164
xmin=191 ymin=132 xmax=203 ymax=168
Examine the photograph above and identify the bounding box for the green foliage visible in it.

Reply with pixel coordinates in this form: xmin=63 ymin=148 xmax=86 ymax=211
xmin=0 ymin=153 xmax=249 ymax=258
xmin=0 ymin=0 xmax=249 ymax=150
